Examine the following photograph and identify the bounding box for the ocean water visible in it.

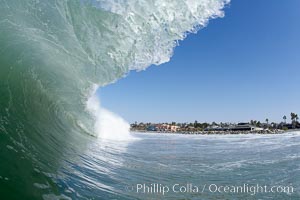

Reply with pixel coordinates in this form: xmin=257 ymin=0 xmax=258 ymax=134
xmin=0 ymin=0 xmax=230 ymax=199
xmin=1 ymin=0 xmax=299 ymax=199
xmin=4 ymin=131 xmax=300 ymax=199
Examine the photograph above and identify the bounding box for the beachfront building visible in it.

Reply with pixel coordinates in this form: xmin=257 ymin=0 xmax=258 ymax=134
xmin=146 ymin=125 xmax=157 ymax=132
xmin=205 ymin=123 xmax=264 ymax=132
xmin=231 ymin=123 xmax=264 ymax=131
xmin=155 ymin=124 xmax=180 ymax=132
xmin=155 ymin=124 xmax=169 ymax=131
xmin=169 ymin=125 xmax=180 ymax=132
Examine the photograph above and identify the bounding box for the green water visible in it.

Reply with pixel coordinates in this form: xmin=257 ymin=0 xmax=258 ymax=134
xmin=3 ymin=132 xmax=300 ymax=199
xmin=9 ymin=1 xmax=292 ymax=199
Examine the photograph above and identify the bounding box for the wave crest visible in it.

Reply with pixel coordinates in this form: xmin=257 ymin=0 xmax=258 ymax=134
xmin=0 ymin=0 xmax=229 ymax=197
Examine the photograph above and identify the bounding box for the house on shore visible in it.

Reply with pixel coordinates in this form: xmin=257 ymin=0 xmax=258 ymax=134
xmin=205 ymin=123 xmax=264 ymax=132
xmin=155 ymin=124 xmax=180 ymax=132
xmin=231 ymin=123 xmax=264 ymax=131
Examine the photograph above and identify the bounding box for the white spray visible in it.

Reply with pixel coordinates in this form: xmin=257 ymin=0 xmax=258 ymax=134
xmin=86 ymin=85 xmax=133 ymax=140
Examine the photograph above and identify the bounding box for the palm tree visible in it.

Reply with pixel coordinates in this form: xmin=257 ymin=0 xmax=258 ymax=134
xmin=291 ymin=113 xmax=296 ymax=122
xmin=283 ymin=115 xmax=287 ymax=124
xmin=291 ymin=113 xmax=298 ymax=129
xmin=257 ymin=121 xmax=261 ymax=127
xmin=266 ymin=118 xmax=269 ymax=125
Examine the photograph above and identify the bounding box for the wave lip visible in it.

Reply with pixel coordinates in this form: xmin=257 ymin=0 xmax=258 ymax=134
xmin=89 ymin=0 xmax=230 ymax=71
xmin=0 ymin=0 xmax=229 ymax=198
xmin=0 ymin=0 xmax=230 ymax=139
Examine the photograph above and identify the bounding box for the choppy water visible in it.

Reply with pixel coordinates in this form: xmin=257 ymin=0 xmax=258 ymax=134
xmin=6 ymin=132 xmax=296 ymax=200
xmin=0 ymin=0 xmax=229 ymax=198
xmin=0 ymin=0 xmax=230 ymax=198
xmin=1 ymin=0 xmax=299 ymax=199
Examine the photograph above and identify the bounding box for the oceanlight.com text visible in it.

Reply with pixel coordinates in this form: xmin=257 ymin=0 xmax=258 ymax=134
xmin=125 ymin=183 xmax=295 ymax=196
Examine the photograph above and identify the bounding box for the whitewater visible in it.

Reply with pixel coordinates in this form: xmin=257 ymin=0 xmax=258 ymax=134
xmin=0 ymin=0 xmax=231 ymax=199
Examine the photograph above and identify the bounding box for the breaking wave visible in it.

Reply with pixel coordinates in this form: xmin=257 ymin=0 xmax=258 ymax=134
xmin=0 ymin=0 xmax=229 ymax=198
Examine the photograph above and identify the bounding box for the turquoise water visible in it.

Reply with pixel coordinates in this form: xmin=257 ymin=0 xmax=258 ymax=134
xmin=4 ymin=132 xmax=296 ymax=199
xmin=0 ymin=1 xmax=230 ymax=198
xmin=1 ymin=1 xmax=299 ymax=199
xmin=23 ymin=132 xmax=300 ymax=199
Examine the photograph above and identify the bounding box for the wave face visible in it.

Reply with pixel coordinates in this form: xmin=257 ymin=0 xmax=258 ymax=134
xmin=0 ymin=0 xmax=229 ymax=199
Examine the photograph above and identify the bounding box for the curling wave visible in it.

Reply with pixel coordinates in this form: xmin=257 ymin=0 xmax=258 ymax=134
xmin=0 ymin=0 xmax=229 ymax=198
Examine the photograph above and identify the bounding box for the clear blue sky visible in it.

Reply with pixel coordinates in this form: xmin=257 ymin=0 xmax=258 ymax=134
xmin=99 ymin=0 xmax=300 ymax=124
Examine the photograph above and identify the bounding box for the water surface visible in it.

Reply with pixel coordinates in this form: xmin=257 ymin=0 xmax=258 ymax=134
xmin=41 ymin=132 xmax=300 ymax=199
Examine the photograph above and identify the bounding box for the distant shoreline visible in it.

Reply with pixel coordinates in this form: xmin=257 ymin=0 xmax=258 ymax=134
xmin=131 ymin=129 xmax=300 ymax=135
xmin=131 ymin=120 xmax=300 ymax=136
